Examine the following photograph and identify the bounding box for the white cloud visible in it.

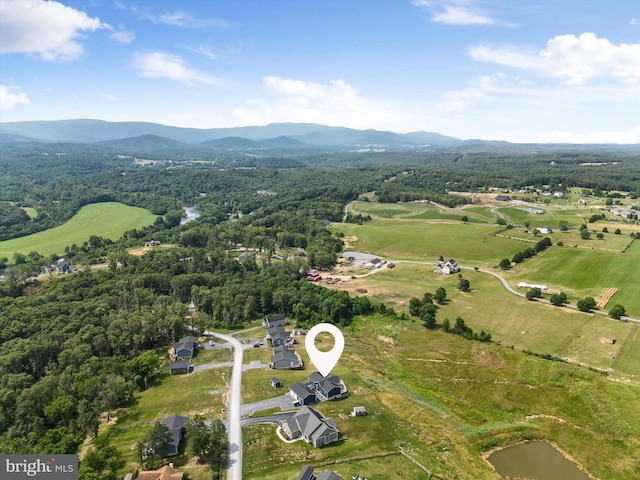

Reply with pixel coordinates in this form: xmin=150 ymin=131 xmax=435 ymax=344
xmin=470 ymin=33 xmax=640 ymax=84
xmin=631 ymin=17 xmax=638 ymax=25
xmin=132 ymin=51 xmax=220 ymax=86
xmin=412 ymin=0 xmax=501 ymax=26
xmin=131 ymin=6 xmax=230 ymax=28
xmin=524 ymin=127 xmax=640 ymax=144
xmin=233 ymin=76 xmax=419 ymax=131
xmin=0 ymin=0 xmax=109 ymax=61
xmin=0 ymin=85 xmax=31 ymax=110
xmin=110 ymin=30 xmax=135 ymax=44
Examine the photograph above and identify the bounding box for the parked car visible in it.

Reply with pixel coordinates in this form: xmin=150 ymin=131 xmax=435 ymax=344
xmin=253 ymin=342 xmax=263 ymax=348
xmin=209 ymin=340 xmax=215 ymax=346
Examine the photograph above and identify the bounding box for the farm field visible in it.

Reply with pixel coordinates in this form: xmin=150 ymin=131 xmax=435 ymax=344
xmin=240 ymin=313 xmax=640 ymax=479
xmin=0 ymin=202 xmax=157 ymax=260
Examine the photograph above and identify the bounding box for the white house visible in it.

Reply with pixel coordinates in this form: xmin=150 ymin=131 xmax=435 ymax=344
xmin=538 ymin=226 xmax=553 ymax=234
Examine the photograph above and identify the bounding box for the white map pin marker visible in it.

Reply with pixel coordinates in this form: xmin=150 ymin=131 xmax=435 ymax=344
xmin=305 ymin=323 xmax=344 ymax=377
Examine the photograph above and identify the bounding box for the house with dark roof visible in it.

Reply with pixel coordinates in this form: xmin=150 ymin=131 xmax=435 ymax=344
xmin=270 ymin=346 xmax=303 ymax=370
xmin=170 ymin=361 xmax=190 ymax=375
xmin=263 ymin=313 xmax=287 ymax=328
xmin=296 ymin=466 xmax=315 ymax=480
xmin=316 ymin=471 xmax=342 ymax=480
xmin=495 ymin=195 xmax=511 ymax=202
xmin=296 ymin=466 xmax=342 ymax=480
xmin=281 ymin=406 xmax=340 ymax=447
xmin=160 ymin=415 xmax=188 ymax=456
xmin=266 ymin=326 xmax=294 ymax=347
xmin=308 ymin=372 xmax=348 ymax=400
xmin=290 ymin=382 xmax=317 ymax=406
xmin=171 ymin=336 xmax=199 ymax=361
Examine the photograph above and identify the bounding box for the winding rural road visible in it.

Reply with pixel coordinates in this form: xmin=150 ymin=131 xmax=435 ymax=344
xmin=393 ymin=260 xmax=639 ymax=323
xmin=207 ymin=330 xmax=244 ymax=480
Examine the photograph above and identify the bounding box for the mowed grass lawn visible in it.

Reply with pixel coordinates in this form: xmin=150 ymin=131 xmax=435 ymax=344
xmin=334 ymin=221 xmax=523 ymax=264
xmin=0 ymin=202 xmax=157 ymax=260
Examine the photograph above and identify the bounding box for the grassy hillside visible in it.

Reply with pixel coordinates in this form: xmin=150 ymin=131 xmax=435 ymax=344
xmin=0 ymin=202 xmax=157 ymax=260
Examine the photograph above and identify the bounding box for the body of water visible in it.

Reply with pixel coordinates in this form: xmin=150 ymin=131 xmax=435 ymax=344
xmin=180 ymin=206 xmax=201 ymax=225
xmin=487 ymin=441 xmax=592 ymax=480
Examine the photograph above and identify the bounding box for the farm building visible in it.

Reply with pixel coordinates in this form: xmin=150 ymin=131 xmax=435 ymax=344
xmin=602 ymin=334 xmax=616 ymax=345
xmin=439 ymin=259 xmax=460 ymax=274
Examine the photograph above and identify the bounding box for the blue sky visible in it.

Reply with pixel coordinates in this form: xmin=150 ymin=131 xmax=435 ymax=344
xmin=1 ymin=0 xmax=639 ymax=143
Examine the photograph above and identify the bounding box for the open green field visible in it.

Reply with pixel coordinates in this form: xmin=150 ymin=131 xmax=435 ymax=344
xmin=0 ymin=202 xmax=157 ymax=260
xmin=104 ymin=363 xmax=231 ymax=479
xmin=241 ymin=314 xmax=640 ymax=479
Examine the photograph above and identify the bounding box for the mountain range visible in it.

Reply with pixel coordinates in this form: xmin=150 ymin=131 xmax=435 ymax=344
xmin=0 ymin=119 xmax=638 ymax=155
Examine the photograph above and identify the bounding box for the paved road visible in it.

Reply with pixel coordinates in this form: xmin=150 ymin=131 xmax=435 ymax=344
xmin=208 ymin=330 xmax=243 ymax=480
xmin=240 ymin=393 xmax=296 ymax=416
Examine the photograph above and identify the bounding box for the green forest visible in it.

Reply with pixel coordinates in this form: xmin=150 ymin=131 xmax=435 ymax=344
xmin=1 ymin=146 xmax=639 ymax=478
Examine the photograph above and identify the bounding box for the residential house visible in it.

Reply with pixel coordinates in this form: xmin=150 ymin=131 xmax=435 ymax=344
xmin=538 ymin=226 xmax=553 ymax=234
xmin=237 ymin=252 xmax=252 ymax=263
xmin=440 ymin=259 xmax=460 ymax=274
xmin=56 ymin=258 xmax=70 ymax=273
xmin=263 ymin=313 xmax=287 ymax=328
xmin=290 ymin=382 xmax=317 ymax=406
xmin=170 ymin=362 xmax=190 ymax=375
xmin=144 ymin=240 xmax=160 ymax=247
xmin=308 ymin=372 xmax=348 ymax=400
xmin=296 ymin=466 xmax=315 ymax=480
xmin=316 ymin=472 xmax=342 ymax=480
xmin=281 ymin=406 xmax=340 ymax=447
xmin=495 ymin=195 xmax=511 ymax=202
xmin=266 ymin=326 xmax=294 ymax=347
xmin=296 ymin=466 xmax=342 ymax=480
xmin=270 ymin=377 xmax=282 ymax=388
xmin=270 ymin=346 xmax=303 ymax=370
xmin=137 ymin=465 xmax=184 ymax=480
xmin=171 ymin=336 xmax=198 ymax=361
xmin=160 ymin=415 xmax=188 ymax=457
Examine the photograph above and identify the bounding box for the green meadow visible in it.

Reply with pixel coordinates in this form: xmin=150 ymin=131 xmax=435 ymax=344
xmin=0 ymin=202 xmax=157 ymax=260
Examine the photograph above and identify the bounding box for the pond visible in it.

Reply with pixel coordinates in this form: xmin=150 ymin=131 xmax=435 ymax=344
xmin=181 ymin=205 xmax=201 ymax=225
xmin=487 ymin=441 xmax=592 ymax=480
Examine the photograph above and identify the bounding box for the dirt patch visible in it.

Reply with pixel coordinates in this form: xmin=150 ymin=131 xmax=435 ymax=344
xmin=128 ymin=246 xmax=152 ymax=256
xmin=342 ymin=235 xmax=358 ymax=248
xmin=472 ymin=344 xmax=505 ymax=369
xmin=377 ymin=335 xmax=395 ymax=345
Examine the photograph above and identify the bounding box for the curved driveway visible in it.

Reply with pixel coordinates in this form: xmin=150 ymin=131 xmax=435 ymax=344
xmin=394 ymin=260 xmax=639 ymax=323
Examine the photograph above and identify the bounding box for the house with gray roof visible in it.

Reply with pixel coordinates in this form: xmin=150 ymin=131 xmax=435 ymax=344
xmin=296 ymin=466 xmax=342 ymax=480
xmin=170 ymin=361 xmax=190 ymax=375
xmin=308 ymin=372 xmax=348 ymax=400
xmin=171 ymin=336 xmax=199 ymax=361
xmin=160 ymin=415 xmax=189 ymax=456
xmin=281 ymin=406 xmax=340 ymax=447
xmin=316 ymin=471 xmax=342 ymax=480
xmin=270 ymin=346 xmax=303 ymax=370
xmin=290 ymin=382 xmax=317 ymax=406
xmin=266 ymin=326 xmax=294 ymax=347
xmin=263 ymin=313 xmax=287 ymax=328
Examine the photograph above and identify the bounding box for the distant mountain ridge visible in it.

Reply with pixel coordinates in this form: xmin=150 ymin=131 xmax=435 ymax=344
xmin=0 ymin=119 xmax=638 ymax=155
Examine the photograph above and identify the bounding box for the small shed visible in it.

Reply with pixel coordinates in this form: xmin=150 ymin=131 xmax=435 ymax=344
xmin=351 ymin=406 xmax=367 ymax=416
xmin=270 ymin=377 xmax=282 ymax=388
xmin=602 ymin=334 xmax=616 ymax=345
